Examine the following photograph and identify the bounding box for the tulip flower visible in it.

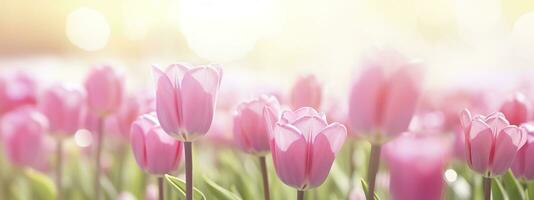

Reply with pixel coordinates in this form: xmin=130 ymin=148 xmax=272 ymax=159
xmin=269 ymin=107 xmax=346 ymax=200
xmin=347 ymin=50 xmax=422 ymax=200
xmin=384 ymin=134 xmax=451 ymax=200
xmin=153 ymin=63 xmax=222 ymax=200
xmin=1 ymin=107 xmax=48 ymax=168
xmin=233 ymin=95 xmax=280 ymax=200
xmin=460 ymin=109 xmax=527 ymax=200
xmin=39 ymin=83 xmax=85 ymax=200
xmin=131 ymin=113 xmax=183 ymax=200
xmin=0 ymin=72 xmax=37 ymax=115
xmin=84 ymin=65 xmax=125 ymax=200
xmin=289 ymin=75 xmax=322 ymax=110
xmin=499 ymin=93 xmax=529 ymax=126
xmin=512 ymin=123 xmax=534 ymax=180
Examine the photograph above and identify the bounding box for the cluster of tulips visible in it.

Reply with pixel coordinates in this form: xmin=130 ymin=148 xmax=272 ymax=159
xmin=0 ymin=49 xmax=533 ymax=200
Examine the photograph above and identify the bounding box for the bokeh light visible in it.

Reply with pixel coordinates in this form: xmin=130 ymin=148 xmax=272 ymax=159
xmin=65 ymin=7 xmax=110 ymax=51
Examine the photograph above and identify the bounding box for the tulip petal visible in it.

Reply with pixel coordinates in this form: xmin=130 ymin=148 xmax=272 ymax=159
xmin=317 ymin=122 xmax=347 ymax=153
xmin=348 ymin=66 xmax=386 ymax=133
xmin=308 ymin=133 xmax=335 ymax=188
xmin=292 ymin=116 xmax=327 ymax=141
xmin=460 ymin=109 xmax=472 ymax=129
xmin=492 ymin=126 xmax=526 ymax=175
xmin=181 ymin=69 xmax=217 ymax=137
xmin=154 ymin=67 xmax=182 ymax=135
xmin=273 ymin=124 xmax=303 ymax=151
xmin=468 ymin=119 xmax=493 ymax=173
xmin=130 ymin=121 xmax=148 ymax=169
xmin=165 ymin=64 xmax=190 ymax=87
xmin=523 ymin=140 xmax=534 ymax=179
xmin=281 ymin=107 xmax=320 ymax=124
xmin=145 ymin=127 xmax=182 ymax=174
xmin=271 ymin=124 xmax=307 ymax=189
xmin=485 ymin=114 xmax=510 ymax=135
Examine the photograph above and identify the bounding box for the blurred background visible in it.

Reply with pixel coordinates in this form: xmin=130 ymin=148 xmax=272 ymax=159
xmin=2 ymin=0 xmax=534 ymax=94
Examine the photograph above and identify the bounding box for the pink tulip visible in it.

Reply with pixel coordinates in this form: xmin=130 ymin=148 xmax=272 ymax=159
xmin=289 ymin=75 xmax=322 ymax=110
xmin=106 ymin=92 xmax=154 ymax=140
xmin=233 ymin=95 xmax=280 ymax=155
xmin=0 ymin=72 xmax=37 ymax=115
xmin=39 ymin=84 xmax=85 ymax=138
xmin=347 ymin=50 xmax=423 ymax=144
xmin=153 ymin=64 xmax=222 ymax=141
xmin=499 ymin=93 xmax=529 ymax=126
xmin=269 ymin=107 xmax=346 ymax=190
xmin=130 ymin=113 xmax=183 ymax=175
xmin=512 ymin=123 xmax=534 ymax=180
xmin=460 ymin=109 xmax=527 ymax=176
xmin=84 ymin=65 xmax=125 ymax=117
xmin=384 ymin=134 xmax=451 ymax=200
xmin=1 ymin=107 xmax=48 ymax=168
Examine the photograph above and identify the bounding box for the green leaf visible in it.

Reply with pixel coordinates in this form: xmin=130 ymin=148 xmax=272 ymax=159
xmin=204 ymin=176 xmax=242 ymax=200
xmin=492 ymin=178 xmax=509 ymax=200
xmin=24 ymin=168 xmax=57 ymax=200
xmin=165 ymin=174 xmax=206 ymax=200
xmin=360 ymin=179 xmax=380 ymax=200
xmin=527 ymin=181 xmax=534 ymax=200
xmin=502 ymin=170 xmax=525 ymax=200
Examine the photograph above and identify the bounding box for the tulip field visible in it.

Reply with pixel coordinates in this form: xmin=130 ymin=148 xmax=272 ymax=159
xmin=2 ymin=1 xmax=534 ymax=200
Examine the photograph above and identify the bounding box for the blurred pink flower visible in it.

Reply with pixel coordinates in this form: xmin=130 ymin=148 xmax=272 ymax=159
xmin=1 ymin=107 xmax=48 ymax=168
xmin=106 ymin=92 xmax=154 ymax=140
xmin=130 ymin=113 xmax=183 ymax=175
xmin=233 ymin=95 xmax=280 ymax=155
xmin=347 ymin=50 xmax=423 ymax=144
xmin=460 ymin=109 xmax=527 ymax=176
xmin=84 ymin=65 xmax=125 ymax=117
xmin=289 ymin=75 xmax=322 ymax=110
xmin=269 ymin=107 xmax=346 ymax=190
xmin=499 ymin=93 xmax=530 ymax=126
xmin=0 ymin=72 xmax=38 ymax=115
xmin=39 ymin=83 xmax=85 ymax=138
xmin=512 ymin=123 xmax=534 ymax=180
xmin=384 ymin=133 xmax=451 ymax=200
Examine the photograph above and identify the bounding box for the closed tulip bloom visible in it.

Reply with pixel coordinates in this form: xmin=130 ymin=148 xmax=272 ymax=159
xmin=130 ymin=113 xmax=183 ymax=175
xmin=347 ymin=50 xmax=422 ymax=144
xmin=154 ymin=64 xmax=222 ymax=141
xmin=0 ymin=72 xmax=38 ymax=115
xmin=233 ymin=95 xmax=280 ymax=155
xmin=107 ymin=93 xmax=154 ymax=139
xmin=290 ymin=75 xmax=322 ymax=110
xmin=512 ymin=123 xmax=534 ymax=180
xmin=270 ymin=107 xmax=346 ymax=190
xmin=39 ymin=84 xmax=85 ymax=137
xmin=460 ymin=109 xmax=527 ymax=176
xmin=1 ymin=107 xmax=48 ymax=168
xmin=384 ymin=134 xmax=451 ymax=200
xmin=84 ymin=65 xmax=125 ymax=117
xmin=499 ymin=93 xmax=529 ymax=126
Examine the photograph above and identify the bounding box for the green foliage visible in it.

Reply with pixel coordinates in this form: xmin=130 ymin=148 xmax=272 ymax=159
xmin=24 ymin=168 xmax=57 ymax=200
xmin=165 ymin=174 xmax=206 ymax=200
xmin=204 ymin=176 xmax=242 ymax=200
xmin=492 ymin=178 xmax=509 ymax=200
xmin=501 ymin=170 xmax=526 ymax=200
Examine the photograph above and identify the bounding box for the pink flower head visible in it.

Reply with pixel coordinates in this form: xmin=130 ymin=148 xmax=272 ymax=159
xmin=269 ymin=107 xmax=346 ymax=190
xmin=0 ymin=72 xmax=38 ymax=115
xmin=106 ymin=92 xmax=154 ymax=140
xmin=348 ymin=50 xmax=423 ymax=144
xmin=39 ymin=83 xmax=85 ymax=138
xmin=499 ymin=93 xmax=530 ymax=126
xmin=130 ymin=113 xmax=183 ymax=175
xmin=153 ymin=63 xmax=223 ymax=141
xmin=384 ymin=134 xmax=451 ymax=200
xmin=290 ymin=75 xmax=322 ymax=110
xmin=1 ymin=107 xmax=48 ymax=168
xmin=460 ymin=109 xmax=527 ymax=176
xmin=84 ymin=65 xmax=125 ymax=117
xmin=233 ymin=95 xmax=280 ymax=155
xmin=512 ymin=123 xmax=534 ymax=180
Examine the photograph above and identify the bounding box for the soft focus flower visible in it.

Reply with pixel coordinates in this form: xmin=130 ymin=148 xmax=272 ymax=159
xmin=384 ymin=134 xmax=451 ymax=200
xmin=153 ymin=64 xmax=222 ymax=141
xmin=233 ymin=95 xmax=280 ymax=155
xmin=1 ymin=107 xmax=48 ymax=168
xmin=0 ymin=72 xmax=38 ymax=115
xmin=460 ymin=109 xmax=527 ymax=176
xmin=499 ymin=93 xmax=529 ymax=126
xmin=289 ymin=75 xmax=322 ymax=110
xmin=269 ymin=107 xmax=346 ymax=190
xmin=106 ymin=92 xmax=154 ymax=140
xmin=84 ymin=65 xmax=125 ymax=117
xmin=39 ymin=84 xmax=85 ymax=138
xmin=512 ymin=123 xmax=534 ymax=180
xmin=130 ymin=113 xmax=183 ymax=175
xmin=347 ymin=50 xmax=423 ymax=144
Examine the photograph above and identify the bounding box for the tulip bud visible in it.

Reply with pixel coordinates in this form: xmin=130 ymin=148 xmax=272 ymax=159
xmin=39 ymin=84 xmax=85 ymax=138
xmin=499 ymin=93 xmax=529 ymax=126
xmin=289 ymin=75 xmax=322 ymax=110
xmin=84 ymin=65 xmax=125 ymax=117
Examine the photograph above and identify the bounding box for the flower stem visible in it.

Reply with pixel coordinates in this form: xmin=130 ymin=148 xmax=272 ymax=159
xmin=348 ymin=140 xmax=355 ymax=197
xmin=185 ymin=141 xmax=193 ymax=200
xmin=94 ymin=117 xmax=105 ymax=200
xmin=56 ymin=139 xmax=64 ymax=200
xmin=483 ymin=176 xmax=491 ymax=200
xmin=297 ymin=190 xmax=304 ymax=200
xmin=366 ymin=144 xmax=382 ymax=200
xmin=158 ymin=176 xmax=164 ymax=200
xmin=259 ymin=156 xmax=271 ymax=200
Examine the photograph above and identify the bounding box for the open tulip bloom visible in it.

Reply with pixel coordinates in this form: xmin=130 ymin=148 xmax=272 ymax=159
xmin=460 ymin=109 xmax=527 ymax=200
xmin=153 ymin=63 xmax=222 ymax=200
xmin=268 ymin=107 xmax=347 ymax=200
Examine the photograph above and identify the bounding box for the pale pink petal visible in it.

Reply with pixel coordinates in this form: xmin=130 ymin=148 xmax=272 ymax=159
xmin=181 ymin=70 xmax=215 ymax=137
xmin=308 ymin=133 xmax=335 ymax=188
xmin=460 ymin=109 xmax=472 ymax=130
xmin=347 ymin=66 xmax=385 ymax=134
xmin=491 ymin=126 xmax=526 ymax=175
xmin=155 ymin=67 xmax=182 ymax=135
xmin=271 ymin=124 xmax=307 ymax=189
xmin=468 ymin=119 xmax=493 ymax=174
xmin=317 ymin=122 xmax=347 ymax=153
xmin=291 ymin=116 xmax=327 ymax=141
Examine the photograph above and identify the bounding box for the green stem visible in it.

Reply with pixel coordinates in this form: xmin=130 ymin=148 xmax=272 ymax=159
xmin=528 ymin=181 xmax=534 ymax=200
xmin=56 ymin=139 xmax=64 ymax=200
xmin=158 ymin=176 xmax=164 ymax=200
xmin=94 ymin=117 xmax=105 ymax=200
xmin=259 ymin=156 xmax=271 ymax=200
xmin=365 ymin=144 xmax=381 ymax=200
xmin=348 ymin=140 xmax=355 ymax=197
